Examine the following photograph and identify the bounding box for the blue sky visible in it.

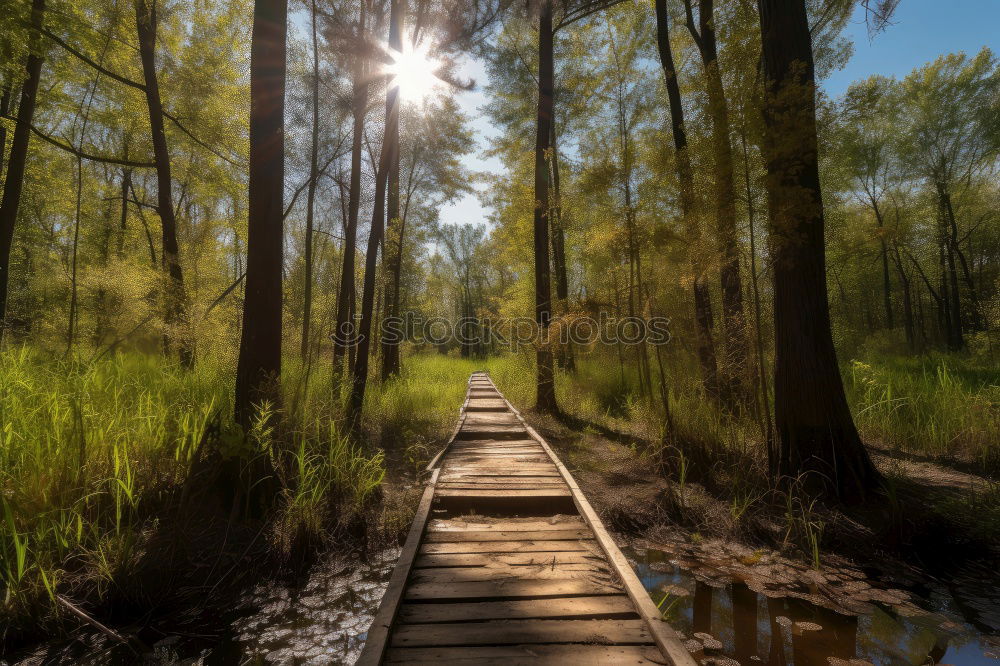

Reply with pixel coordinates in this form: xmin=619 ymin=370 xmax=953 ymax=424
xmin=437 ymin=0 xmax=1000 ymax=227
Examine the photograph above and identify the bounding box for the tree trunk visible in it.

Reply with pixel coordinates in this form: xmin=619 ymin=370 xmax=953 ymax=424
xmin=135 ymin=0 xmax=193 ymax=368
xmin=301 ymin=0 xmax=321 ymax=360
xmin=871 ymin=201 xmax=893 ymax=329
xmin=381 ymin=0 xmax=404 ymax=381
xmin=348 ymin=47 xmax=400 ymax=427
xmin=653 ymin=0 xmax=719 ymax=398
xmin=936 ymin=184 xmax=964 ymax=350
xmin=0 ymin=0 xmax=46 ymax=344
xmin=685 ymin=0 xmax=750 ymax=405
xmin=757 ymin=0 xmax=881 ymax=501
xmin=550 ymin=120 xmax=574 ymax=372
xmin=533 ymin=0 xmax=557 ymax=413
xmin=333 ymin=4 xmax=367 ymax=385
xmin=0 ymin=78 xmax=12 ymax=176
xmin=235 ymin=0 xmax=287 ymax=429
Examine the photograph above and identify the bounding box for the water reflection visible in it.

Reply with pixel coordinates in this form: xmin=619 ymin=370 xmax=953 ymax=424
xmin=627 ymin=546 xmax=999 ymax=666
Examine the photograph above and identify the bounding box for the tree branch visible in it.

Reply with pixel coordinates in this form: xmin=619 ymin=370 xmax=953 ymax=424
xmin=0 ymin=112 xmax=156 ymax=167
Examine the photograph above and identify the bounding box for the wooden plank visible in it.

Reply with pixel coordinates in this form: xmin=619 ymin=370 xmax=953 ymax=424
xmin=425 ymin=529 xmax=589 ymax=542
xmin=410 ymin=565 xmax=611 ymax=583
xmin=435 ymin=488 xmax=573 ymax=499
xmin=356 ymin=468 xmax=440 ymax=666
xmin=414 ymin=551 xmax=602 ymax=568
xmin=397 ymin=595 xmax=638 ymax=623
xmin=438 ymin=483 xmax=567 ymax=491
xmin=439 ymin=470 xmax=562 ymax=477
xmin=435 ymin=488 xmax=573 ymax=498
xmin=385 ymin=644 xmax=666 ymax=665
xmin=389 ymin=619 xmax=652 ymax=647
xmin=419 ymin=540 xmax=599 ymax=554
xmin=404 ymin=579 xmax=620 ymax=600
xmin=437 ymin=478 xmax=564 ymax=484
xmin=428 ymin=519 xmax=585 ymax=531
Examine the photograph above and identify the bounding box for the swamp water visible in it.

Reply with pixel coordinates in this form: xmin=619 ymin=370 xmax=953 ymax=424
xmin=625 ymin=545 xmax=1000 ymax=666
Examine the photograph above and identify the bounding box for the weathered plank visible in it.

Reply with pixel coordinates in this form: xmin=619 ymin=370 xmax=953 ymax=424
xmin=414 ymin=551 xmax=602 ymax=568
xmin=384 ymin=644 xmax=667 ymax=665
xmin=436 ymin=488 xmax=572 ymax=499
xmin=428 ymin=518 xmax=585 ymax=531
xmin=419 ymin=539 xmax=599 ymax=554
xmin=410 ymin=565 xmax=610 ymax=583
xmin=390 ymin=619 xmax=652 ymax=647
xmin=396 ymin=595 xmax=638 ymax=624
xmin=404 ymin=579 xmax=621 ymax=600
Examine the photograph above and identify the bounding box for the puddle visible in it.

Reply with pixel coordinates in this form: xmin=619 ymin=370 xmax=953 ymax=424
xmin=625 ymin=545 xmax=1000 ymax=666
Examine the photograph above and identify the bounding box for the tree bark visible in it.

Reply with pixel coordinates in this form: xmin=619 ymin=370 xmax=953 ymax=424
xmin=550 ymin=120 xmax=575 ymax=371
xmin=235 ymin=0 xmax=287 ymax=428
xmin=0 ymin=0 xmax=46 ymax=344
xmin=757 ymin=0 xmax=881 ymax=501
xmin=348 ymin=43 xmax=400 ymax=427
xmin=870 ymin=200 xmax=893 ymax=329
xmin=533 ymin=0 xmax=558 ymax=413
xmin=301 ymin=0 xmax=321 ymax=360
xmin=135 ymin=0 xmax=193 ymax=367
xmin=684 ymin=0 xmax=750 ymax=404
xmin=653 ymin=0 xmax=719 ymax=398
xmin=333 ymin=3 xmax=367 ymax=385
xmin=381 ymin=0 xmax=404 ymax=380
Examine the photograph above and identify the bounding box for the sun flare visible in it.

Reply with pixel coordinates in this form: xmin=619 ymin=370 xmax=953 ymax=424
xmin=385 ymin=43 xmax=442 ymax=103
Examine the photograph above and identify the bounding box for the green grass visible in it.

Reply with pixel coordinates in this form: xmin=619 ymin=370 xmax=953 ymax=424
xmin=0 ymin=347 xmax=480 ymax=639
xmin=845 ymin=354 xmax=1000 ymax=471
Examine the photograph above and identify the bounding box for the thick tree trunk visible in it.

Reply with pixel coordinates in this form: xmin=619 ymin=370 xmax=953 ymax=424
xmin=135 ymin=0 xmax=193 ymax=367
xmin=333 ymin=5 xmax=367 ymax=385
xmin=348 ymin=56 xmax=400 ymax=427
xmin=301 ymin=0 xmax=321 ymax=360
xmin=533 ymin=0 xmax=557 ymax=413
xmin=684 ymin=0 xmax=750 ymax=405
xmin=653 ymin=0 xmax=719 ymax=399
xmin=381 ymin=0 xmax=404 ymax=381
xmin=757 ymin=0 xmax=881 ymax=501
xmin=0 ymin=0 xmax=45 ymax=344
xmin=235 ymin=0 xmax=287 ymax=428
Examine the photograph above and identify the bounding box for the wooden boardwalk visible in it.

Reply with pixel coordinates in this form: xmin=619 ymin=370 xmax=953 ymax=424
xmin=358 ymin=372 xmax=695 ymax=665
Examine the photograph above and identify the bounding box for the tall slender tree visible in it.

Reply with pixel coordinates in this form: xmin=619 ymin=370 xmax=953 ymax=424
xmin=0 ymin=0 xmax=45 ymax=344
xmin=235 ymin=0 xmax=287 ymax=428
xmin=533 ymin=0 xmax=558 ymax=413
xmin=135 ymin=0 xmax=194 ymax=367
xmin=756 ymin=0 xmax=881 ymax=500
xmin=333 ymin=1 xmax=368 ymax=385
xmin=348 ymin=4 xmax=401 ymax=427
xmin=653 ymin=0 xmax=719 ymax=398
xmin=682 ymin=0 xmax=750 ymax=405
xmin=301 ymin=0 xmax=321 ymax=360
xmin=381 ymin=0 xmax=404 ymax=380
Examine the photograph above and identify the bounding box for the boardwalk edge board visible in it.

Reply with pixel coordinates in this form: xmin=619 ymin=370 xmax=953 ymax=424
xmin=357 ymin=372 xmax=697 ymax=666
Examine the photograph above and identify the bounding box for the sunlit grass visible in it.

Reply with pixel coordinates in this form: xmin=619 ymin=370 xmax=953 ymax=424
xmin=846 ymin=354 xmax=1000 ymax=471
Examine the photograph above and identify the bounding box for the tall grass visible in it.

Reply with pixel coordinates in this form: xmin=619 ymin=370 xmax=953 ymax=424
xmin=846 ymin=355 xmax=1000 ymax=471
xmin=0 ymin=346 xmax=389 ymax=636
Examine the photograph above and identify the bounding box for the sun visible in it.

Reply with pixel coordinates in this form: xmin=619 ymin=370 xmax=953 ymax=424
xmin=385 ymin=42 xmax=442 ymax=103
